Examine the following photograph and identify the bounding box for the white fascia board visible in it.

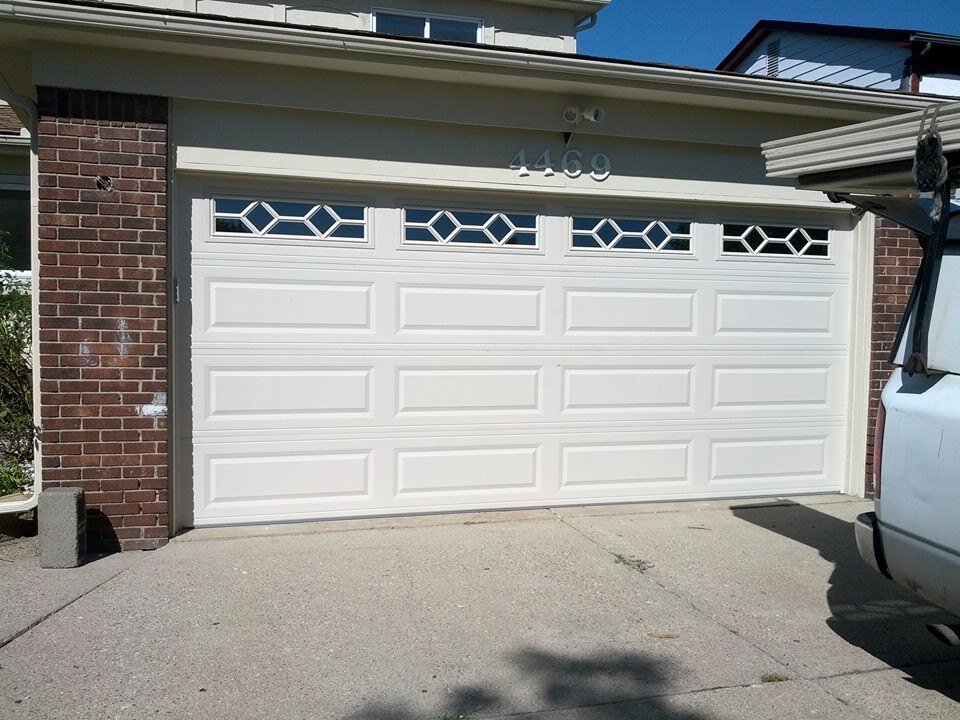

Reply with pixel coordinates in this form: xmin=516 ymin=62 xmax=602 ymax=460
xmin=0 ymin=0 xmax=943 ymax=120
xmin=763 ymin=102 xmax=960 ymax=187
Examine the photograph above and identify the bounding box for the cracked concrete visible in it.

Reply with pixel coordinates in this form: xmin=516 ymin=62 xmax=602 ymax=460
xmin=0 ymin=496 xmax=957 ymax=719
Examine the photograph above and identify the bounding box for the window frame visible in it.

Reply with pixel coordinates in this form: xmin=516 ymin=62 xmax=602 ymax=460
xmin=371 ymin=7 xmax=483 ymax=44
xmin=401 ymin=206 xmax=541 ymax=253
xmin=209 ymin=195 xmax=372 ymax=249
xmin=569 ymin=214 xmax=695 ymax=255
xmin=719 ymin=223 xmax=832 ymax=261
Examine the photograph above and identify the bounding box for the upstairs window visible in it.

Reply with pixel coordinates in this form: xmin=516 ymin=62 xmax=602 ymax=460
xmin=373 ymin=10 xmax=482 ymax=44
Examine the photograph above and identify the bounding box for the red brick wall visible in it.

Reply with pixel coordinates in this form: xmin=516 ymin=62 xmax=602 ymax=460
xmin=865 ymin=217 xmax=922 ymax=495
xmin=0 ymin=103 xmax=24 ymax=134
xmin=37 ymin=88 xmax=169 ymax=551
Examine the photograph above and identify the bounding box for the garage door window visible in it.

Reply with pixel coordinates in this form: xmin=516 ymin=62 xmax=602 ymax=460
xmin=722 ymin=224 xmax=829 ymax=258
xmin=403 ymin=208 xmax=538 ymax=247
xmin=572 ymin=216 xmax=692 ymax=252
xmin=213 ymin=199 xmax=367 ymax=241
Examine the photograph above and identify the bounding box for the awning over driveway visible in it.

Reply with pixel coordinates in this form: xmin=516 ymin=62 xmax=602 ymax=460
xmin=762 ymin=102 xmax=960 ymax=198
xmin=763 ymin=101 xmax=960 ymax=376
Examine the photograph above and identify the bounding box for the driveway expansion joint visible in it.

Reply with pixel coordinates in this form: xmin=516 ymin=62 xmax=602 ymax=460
xmin=550 ymin=510 xmax=864 ymax=696
xmin=0 ymin=567 xmax=129 ymax=650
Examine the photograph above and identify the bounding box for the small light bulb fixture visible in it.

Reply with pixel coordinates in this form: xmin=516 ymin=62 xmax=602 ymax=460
xmin=582 ymin=106 xmax=605 ymax=123
xmin=562 ymin=105 xmax=604 ymax=146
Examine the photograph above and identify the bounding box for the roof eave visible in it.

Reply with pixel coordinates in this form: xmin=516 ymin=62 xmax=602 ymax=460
xmin=0 ymin=0 xmax=947 ymax=121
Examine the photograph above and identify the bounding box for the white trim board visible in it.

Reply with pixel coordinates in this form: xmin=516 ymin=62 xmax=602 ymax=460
xmin=175 ymin=148 xmax=846 ymax=211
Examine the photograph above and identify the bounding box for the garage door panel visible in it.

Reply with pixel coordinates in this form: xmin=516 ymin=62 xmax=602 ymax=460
xmin=561 ymin=366 xmax=693 ymax=412
xmin=708 ymin=434 xmax=837 ymax=489
xmin=396 ymin=366 xmax=542 ymax=415
xmin=714 ymin=290 xmax=835 ymax=336
xmin=397 ymin=284 xmax=544 ymax=334
xmin=193 ymin=262 xmax=849 ymax=346
xmin=712 ymin=365 xmax=832 ymax=411
xmin=195 ymin=443 xmax=376 ymax=522
xmin=188 ymin=191 xmax=855 ymax=526
xmin=193 ymin=353 xmax=845 ymax=434
xmin=395 ymin=445 xmax=542 ymax=496
xmin=196 ymin=275 xmax=375 ymax=342
xmin=191 ymin=424 xmax=845 ymax=524
xmin=203 ymin=365 xmax=373 ymax=422
xmin=560 ymin=441 xmax=691 ymax=490
xmin=563 ymin=289 xmax=697 ymax=335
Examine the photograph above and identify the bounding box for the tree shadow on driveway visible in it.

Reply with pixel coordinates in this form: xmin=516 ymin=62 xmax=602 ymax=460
xmin=347 ymin=647 xmax=710 ymax=720
xmin=730 ymin=500 xmax=960 ymax=702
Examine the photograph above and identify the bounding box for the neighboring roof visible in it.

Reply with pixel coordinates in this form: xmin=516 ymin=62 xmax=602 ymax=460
xmin=762 ymin=101 xmax=960 ymax=195
xmin=0 ymin=104 xmax=24 ymax=134
xmin=717 ymin=19 xmax=960 ymax=72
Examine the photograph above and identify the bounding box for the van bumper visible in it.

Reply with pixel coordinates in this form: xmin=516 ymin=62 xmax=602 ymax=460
xmin=857 ymin=511 xmax=960 ymax=617
xmin=855 ymin=511 xmax=890 ymax=578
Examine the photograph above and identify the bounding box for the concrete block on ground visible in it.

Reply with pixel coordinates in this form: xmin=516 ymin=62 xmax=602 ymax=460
xmin=39 ymin=488 xmax=86 ymax=568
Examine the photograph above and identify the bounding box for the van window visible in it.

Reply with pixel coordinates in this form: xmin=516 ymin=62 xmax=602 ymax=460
xmin=894 ymin=245 xmax=960 ymax=375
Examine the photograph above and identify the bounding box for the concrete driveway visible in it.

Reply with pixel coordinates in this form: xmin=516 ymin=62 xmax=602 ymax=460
xmin=1 ymin=495 xmax=958 ymax=719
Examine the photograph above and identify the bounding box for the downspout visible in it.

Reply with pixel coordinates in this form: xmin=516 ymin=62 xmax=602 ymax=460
xmin=901 ymin=41 xmax=932 ymax=93
xmin=574 ymin=13 xmax=597 ymax=34
xmin=0 ymin=87 xmax=40 ymax=515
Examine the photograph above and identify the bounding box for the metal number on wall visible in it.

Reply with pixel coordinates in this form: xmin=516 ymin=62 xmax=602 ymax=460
xmin=511 ymin=148 xmax=611 ymax=182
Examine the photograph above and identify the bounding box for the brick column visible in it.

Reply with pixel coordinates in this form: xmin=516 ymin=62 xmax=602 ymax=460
xmin=864 ymin=217 xmax=922 ymax=495
xmin=37 ymin=88 xmax=169 ymax=551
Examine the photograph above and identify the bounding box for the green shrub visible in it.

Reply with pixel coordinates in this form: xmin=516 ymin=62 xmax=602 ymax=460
xmin=0 ymin=232 xmax=34 ymax=494
xmin=0 ymin=458 xmax=31 ymax=496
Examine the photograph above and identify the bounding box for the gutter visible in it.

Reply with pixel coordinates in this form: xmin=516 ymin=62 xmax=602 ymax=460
xmin=901 ymin=41 xmax=932 ymax=92
xmin=0 ymin=0 xmax=945 ymax=117
xmin=0 ymin=88 xmax=39 ymax=516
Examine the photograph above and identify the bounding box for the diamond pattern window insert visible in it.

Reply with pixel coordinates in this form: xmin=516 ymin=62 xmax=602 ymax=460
xmin=213 ymin=199 xmax=367 ymax=241
xmin=403 ymin=209 xmax=538 ymax=247
xmin=572 ymin=217 xmax=692 ymax=252
xmin=722 ymin=225 xmax=829 ymax=258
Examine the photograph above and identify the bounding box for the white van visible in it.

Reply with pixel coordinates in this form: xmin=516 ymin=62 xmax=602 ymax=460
xmin=763 ymin=103 xmax=960 ymax=636
xmin=852 ymin=197 xmax=960 ymax=627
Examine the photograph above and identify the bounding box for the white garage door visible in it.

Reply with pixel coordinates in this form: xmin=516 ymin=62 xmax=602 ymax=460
xmin=186 ymin=186 xmax=853 ymax=526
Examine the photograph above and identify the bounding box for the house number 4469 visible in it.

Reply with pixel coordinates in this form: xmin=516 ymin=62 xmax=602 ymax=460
xmin=510 ymin=148 xmax=612 ymax=182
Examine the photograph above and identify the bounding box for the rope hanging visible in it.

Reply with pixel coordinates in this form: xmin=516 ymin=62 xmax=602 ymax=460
xmin=904 ymin=105 xmax=952 ymax=376
xmin=913 ymin=105 xmax=949 ymax=216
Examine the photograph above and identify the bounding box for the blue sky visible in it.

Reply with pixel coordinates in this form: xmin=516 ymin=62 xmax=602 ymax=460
xmin=577 ymin=1 xmax=960 ymax=68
